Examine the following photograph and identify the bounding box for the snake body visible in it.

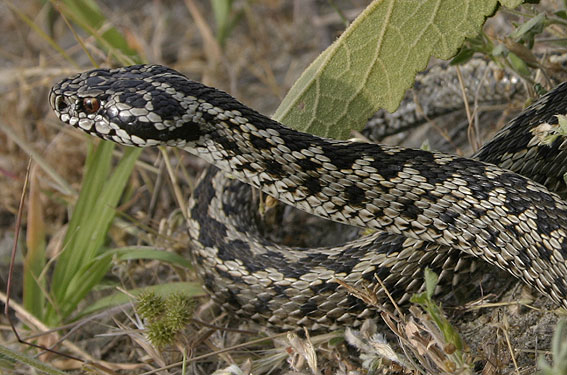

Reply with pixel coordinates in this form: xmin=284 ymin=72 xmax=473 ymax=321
xmin=50 ymin=64 xmax=567 ymax=329
xmin=366 ymin=57 xmax=524 ymax=141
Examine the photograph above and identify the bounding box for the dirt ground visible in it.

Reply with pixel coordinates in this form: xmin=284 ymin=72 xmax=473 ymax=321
xmin=1 ymin=1 xmax=567 ymax=374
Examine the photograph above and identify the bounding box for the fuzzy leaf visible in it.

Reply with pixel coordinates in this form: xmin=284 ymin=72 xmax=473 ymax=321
xmin=273 ymin=0 xmax=523 ymax=139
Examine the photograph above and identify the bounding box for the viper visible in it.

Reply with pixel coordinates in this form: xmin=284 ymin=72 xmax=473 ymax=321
xmin=49 ymin=63 xmax=567 ymax=330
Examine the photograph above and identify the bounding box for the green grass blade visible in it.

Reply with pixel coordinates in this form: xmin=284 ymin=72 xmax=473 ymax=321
xmin=25 ymin=0 xmax=146 ymax=327
xmin=212 ymin=0 xmax=238 ymax=46
xmin=109 ymin=246 xmax=193 ymax=269
xmin=58 ymin=253 xmax=113 ymax=319
xmin=49 ymin=141 xmax=114 ymax=298
xmin=58 ymin=246 xmax=193 ymax=318
xmin=46 ymin=144 xmax=141 ymax=324
xmin=23 ymin=173 xmax=47 ymax=319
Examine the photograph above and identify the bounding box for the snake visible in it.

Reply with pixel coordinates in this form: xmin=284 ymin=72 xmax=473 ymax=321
xmin=366 ymin=53 xmax=567 ymax=143
xmin=49 ymin=63 xmax=567 ymax=330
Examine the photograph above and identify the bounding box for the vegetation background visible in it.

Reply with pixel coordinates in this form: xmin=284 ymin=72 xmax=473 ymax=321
xmin=0 ymin=0 xmax=566 ymax=374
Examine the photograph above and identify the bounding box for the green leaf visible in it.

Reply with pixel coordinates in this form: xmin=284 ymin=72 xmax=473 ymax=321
xmin=450 ymin=47 xmax=476 ymax=65
xmin=424 ymin=267 xmax=439 ymax=299
xmin=557 ymin=115 xmax=567 ymax=135
xmin=109 ymin=246 xmax=193 ymax=269
xmin=410 ymin=292 xmax=427 ymax=305
xmin=510 ymin=12 xmax=546 ymax=41
xmin=556 ymin=10 xmax=567 ymax=20
xmin=272 ymin=0 xmax=523 ymax=139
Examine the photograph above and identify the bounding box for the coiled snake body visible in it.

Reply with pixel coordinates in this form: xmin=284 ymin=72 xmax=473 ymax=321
xmin=50 ymin=64 xmax=567 ymax=329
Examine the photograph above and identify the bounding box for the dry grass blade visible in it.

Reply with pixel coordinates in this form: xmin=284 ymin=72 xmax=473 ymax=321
xmin=0 ymin=120 xmax=76 ymax=196
xmin=184 ymin=0 xmax=223 ymax=72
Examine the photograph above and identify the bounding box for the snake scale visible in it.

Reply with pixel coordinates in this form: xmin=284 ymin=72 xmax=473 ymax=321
xmin=49 ymin=63 xmax=567 ymax=330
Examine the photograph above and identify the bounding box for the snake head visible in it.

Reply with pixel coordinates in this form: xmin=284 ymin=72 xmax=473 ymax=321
xmin=49 ymin=64 xmax=210 ymax=148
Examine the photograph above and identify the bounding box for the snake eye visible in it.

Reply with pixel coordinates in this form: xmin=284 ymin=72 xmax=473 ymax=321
xmin=83 ymin=98 xmax=100 ymax=114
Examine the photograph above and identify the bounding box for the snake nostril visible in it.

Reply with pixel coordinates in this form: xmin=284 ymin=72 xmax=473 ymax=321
xmin=55 ymin=96 xmax=68 ymax=112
